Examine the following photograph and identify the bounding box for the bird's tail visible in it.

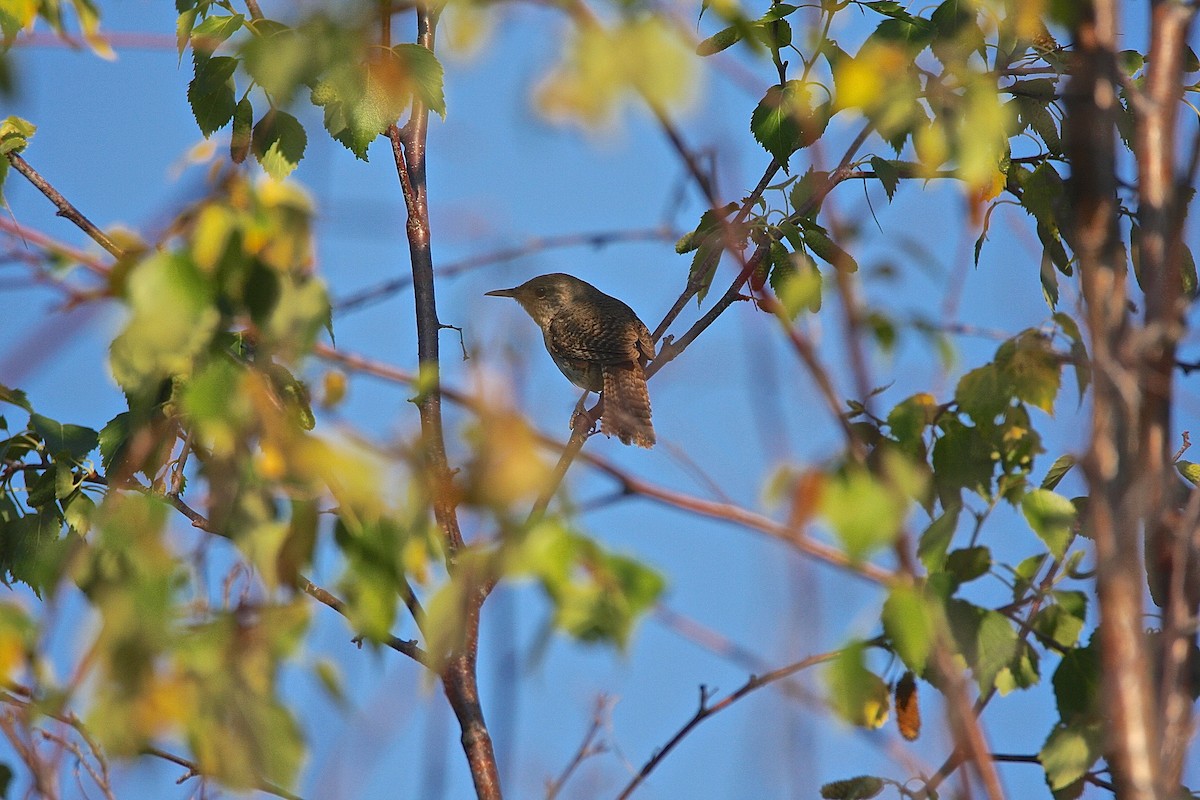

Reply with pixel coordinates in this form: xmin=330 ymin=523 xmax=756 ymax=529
xmin=601 ymin=362 xmax=655 ymax=448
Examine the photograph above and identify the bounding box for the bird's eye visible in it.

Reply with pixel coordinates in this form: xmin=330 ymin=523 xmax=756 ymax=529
xmin=535 ymin=287 xmax=547 ymax=298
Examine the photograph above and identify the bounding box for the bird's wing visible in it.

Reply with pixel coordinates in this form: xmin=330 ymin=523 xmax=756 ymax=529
xmin=547 ymin=304 xmax=641 ymax=364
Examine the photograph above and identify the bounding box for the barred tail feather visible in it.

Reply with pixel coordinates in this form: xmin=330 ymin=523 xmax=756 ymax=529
xmin=601 ymin=362 xmax=655 ymax=448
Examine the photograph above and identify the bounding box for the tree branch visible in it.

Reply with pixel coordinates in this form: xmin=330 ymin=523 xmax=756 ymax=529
xmin=614 ymin=650 xmax=840 ymax=800
xmin=5 ymin=153 xmax=123 ymax=259
xmin=386 ymin=5 xmax=501 ymax=797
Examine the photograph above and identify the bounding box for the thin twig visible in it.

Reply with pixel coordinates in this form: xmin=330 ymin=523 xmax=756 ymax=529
xmin=614 ymin=650 xmax=840 ymax=800
xmin=545 ymin=695 xmax=612 ymax=800
xmin=6 ymin=154 xmax=123 ymax=258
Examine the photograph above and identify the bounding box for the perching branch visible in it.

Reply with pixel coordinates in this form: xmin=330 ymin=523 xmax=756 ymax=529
xmin=385 ymin=4 xmax=501 ymax=797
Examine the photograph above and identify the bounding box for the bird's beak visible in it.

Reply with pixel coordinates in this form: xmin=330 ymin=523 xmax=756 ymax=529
xmin=485 ymin=287 xmax=517 ymax=298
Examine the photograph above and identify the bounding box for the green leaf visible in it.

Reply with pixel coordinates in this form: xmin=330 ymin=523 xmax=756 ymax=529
xmin=0 ymin=382 xmax=31 ymax=412
xmin=1040 ymin=454 xmax=1075 ymax=490
xmin=826 ymin=642 xmax=890 ymax=728
xmin=945 ymin=600 xmax=1019 ymax=692
xmin=1177 ymin=460 xmax=1200 ymax=486
xmin=820 ymin=776 xmax=885 ymax=800
xmin=750 ymin=80 xmax=824 ymax=168
xmin=945 ymin=545 xmax=990 ymax=584
xmin=804 ymin=225 xmax=857 ymax=271
xmin=63 ymin=493 xmax=95 ymax=535
xmin=789 ymin=168 xmax=827 ymax=218
xmin=1033 ymin=593 xmax=1086 ymax=649
xmin=820 ymin=468 xmax=907 ymax=561
xmin=176 ymin=8 xmax=197 ymax=59
xmin=190 ymin=13 xmax=244 ymax=55
xmin=1021 ymin=488 xmax=1075 ymax=560
xmin=252 ymin=110 xmax=306 ymax=180
xmin=0 ymin=115 xmax=35 ymax=155
xmin=230 ymin=96 xmax=251 ymax=164
xmin=1053 ymin=639 xmax=1100 ymax=722
xmin=994 ymin=639 xmax=1040 ymax=694
xmin=109 ymin=253 xmax=220 ymax=396
xmin=29 ymin=414 xmax=98 ymax=460
xmin=1000 ymin=332 xmax=1061 ymax=414
xmin=917 ymin=507 xmax=958 ymax=571
xmin=932 ymin=419 xmax=996 ymax=503
xmin=955 ymin=363 xmax=1007 ymax=423
xmin=392 ymin=43 xmax=446 ymax=118
xmin=770 ymin=243 xmax=821 ymax=317
xmin=882 ymin=585 xmax=935 ymax=672
xmin=98 ymin=412 xmax=131 ymax=475
xmin=187 ymin=55 xmax=237 ymax=136
xmin=696 ymin=26 xmax=741 ymax=56
xmin=1040 ymin=722 xmax=1104 ymax=791
xmin=870 ymin=156 xmax=900 ymax=200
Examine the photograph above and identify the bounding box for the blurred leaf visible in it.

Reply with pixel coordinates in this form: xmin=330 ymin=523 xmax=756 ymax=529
xmin=820 ymin=468 xmax=906 ymax=561
xmin=190 ymin=13 xmax=244 ymax=55
xmin=826 ymin=642 xmax=889 ymax=728
xmin=882 ymin=585 xmax=935 ymax=672
xmin=945 ymin=545 xmax=990 ymax=584
xmin=894 ymin=670 xmax=919 ymax=740
xmin=536 ymin=18 xmax=694 ymax=127
xmin=109 ymin=253 xmax=220 ymax=396
xmin=932 ymin=419 xmax=996 ymax=503
xmin=1033 ymin=593 xmax=1087 ymax=649
xmin=917 ymin=507 xmax=958 ymax=571
xmin=994 ymin=638 xmax=1040 ymax=694
xmin=770 ymin=244 xmax=821 ymax=317
xmin=1000 ymin=332 xmax=1061 ymax=414
xmin=946 ymin=600 xmax=1019 ymax=692
xmin=955 ymin=363 xmax=1008 ymax=423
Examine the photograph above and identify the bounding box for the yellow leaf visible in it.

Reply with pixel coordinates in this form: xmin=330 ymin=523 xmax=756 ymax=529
xmin=536 ymin=17 xmax=695 ymax=128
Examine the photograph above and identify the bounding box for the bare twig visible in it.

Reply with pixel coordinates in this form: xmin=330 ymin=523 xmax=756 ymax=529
xmin=545 ymin=695 xmax=612 ymax=800
xmin=614 ymin=650 xmax=840 ymax=800
xmin=6 ymin=154 xmax=123 ymax=258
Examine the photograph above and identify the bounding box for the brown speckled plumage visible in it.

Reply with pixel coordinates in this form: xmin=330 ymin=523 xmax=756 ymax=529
xmin=487 ymin=273 xmax=656 ymax=448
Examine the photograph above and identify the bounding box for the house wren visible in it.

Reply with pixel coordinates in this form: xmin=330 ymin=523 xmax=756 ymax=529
xmin=486 ymin=273 xmax=656 ymax=448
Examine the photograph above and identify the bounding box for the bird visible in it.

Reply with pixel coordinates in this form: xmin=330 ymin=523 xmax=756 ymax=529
xmin=486 ymin=273 xmax=656 ymax=448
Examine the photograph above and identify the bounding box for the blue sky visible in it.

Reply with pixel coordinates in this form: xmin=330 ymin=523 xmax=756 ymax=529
xmin=1 ymin=1 xmax=1192 ymax=798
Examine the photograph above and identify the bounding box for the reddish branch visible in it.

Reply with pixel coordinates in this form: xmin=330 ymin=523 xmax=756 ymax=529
xmin=385 ymin=4 xmax=501 ymax=797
